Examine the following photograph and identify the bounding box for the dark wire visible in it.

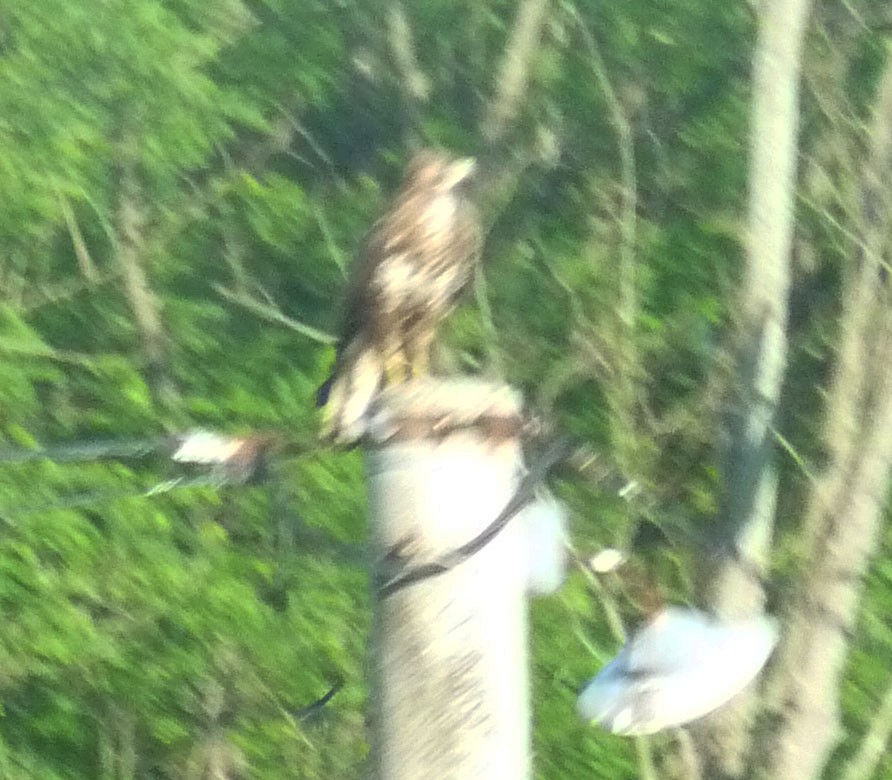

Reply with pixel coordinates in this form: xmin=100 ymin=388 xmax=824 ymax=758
xmin=377 ymin=436 xmax=575 ymax=598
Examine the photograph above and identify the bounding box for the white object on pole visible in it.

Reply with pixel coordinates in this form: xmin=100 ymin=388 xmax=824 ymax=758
xmin=577 ymin=606 xmax=778 ymax=735
xmin=521 ymin=492 xmax=569 ymax=595
xmin=588 ymin=547 xmax=627 ymax=574
xmin=171 ymin=430 xmax=243 ymax=464
xmin=365 ymin=378 xmax=530 ymax=780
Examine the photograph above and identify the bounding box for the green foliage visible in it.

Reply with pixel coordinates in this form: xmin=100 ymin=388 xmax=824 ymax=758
xmin=0 ymin=0 xmax=889 ymax=777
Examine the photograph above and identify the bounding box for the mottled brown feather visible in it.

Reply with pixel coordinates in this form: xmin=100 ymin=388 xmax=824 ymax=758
xmin=319 ymin=150 xmax=481 ymax=442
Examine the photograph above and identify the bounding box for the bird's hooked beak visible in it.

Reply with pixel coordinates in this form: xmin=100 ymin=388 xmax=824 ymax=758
xmin=443 ymin=157 xmax=476 ymax=189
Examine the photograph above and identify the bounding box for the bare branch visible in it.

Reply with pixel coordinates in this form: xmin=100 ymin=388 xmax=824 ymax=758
xmin=805 ymin=44 xmax=892 ymax=547
xmin=480 ymin=0 xmax=551 ymax=145
xmin=575 ymin=15 xmax=640 ymax=472
xmin=709 ymin=0 xmax=815 ymax=609
xmin=312 ymin=204 xmax=350 ymax=277
xmin=277 ymin=106 xmax=343 ymax=184
xmin=18 ymin=271 xmax=121 ymax=314
xmin=113 ymin=150 xmax=178 ymax=408
xmin=213 ymin=283 xmax=336 ymax=345
xmin=58 ymin=193 xmax=99 ymax=281
xmin=386 ymin=3 xmax=428 ymax=100
xmin=583 ymin=36 xmax=636 ymax=336
xmin=220 ymin=223 xmax=249 ymax=295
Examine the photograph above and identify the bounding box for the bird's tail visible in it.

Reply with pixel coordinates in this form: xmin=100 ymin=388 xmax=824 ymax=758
xmin=318 ymin=338 xmax=386 ymax=445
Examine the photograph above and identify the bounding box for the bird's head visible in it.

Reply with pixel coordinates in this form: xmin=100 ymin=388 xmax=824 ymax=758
xmin=403 ymin=150 xmax=476 ymax=195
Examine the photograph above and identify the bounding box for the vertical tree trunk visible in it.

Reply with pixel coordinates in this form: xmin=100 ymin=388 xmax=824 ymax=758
xmin=756 ymin=49 xmax=892 ymax=780
xmin=696 ymin=0 xmax=813 ymax=777
xmin=761 ymin=346 xmax=892 ymax=780
xmin=712 ymin=0 xmax=814 ymax=614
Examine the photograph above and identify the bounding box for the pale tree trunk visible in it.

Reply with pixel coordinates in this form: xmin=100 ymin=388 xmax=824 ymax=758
xmin=114 ymin=147 xmax=177 ymax=411
xmin=694 ymin=0 xmax=813 ymax=777
xmin=755 ymin=48 xmax=892 ymax=780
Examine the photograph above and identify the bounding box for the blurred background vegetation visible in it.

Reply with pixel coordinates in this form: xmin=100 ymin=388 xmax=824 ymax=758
xmin=1 ymin=0 xmax=891 ymax=778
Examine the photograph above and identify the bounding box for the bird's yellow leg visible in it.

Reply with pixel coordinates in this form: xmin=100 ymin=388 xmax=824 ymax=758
xmin=383 ymin=330 xmax=438 ymax=383
xmin=405 ymin=331 xmax=434 ymax=378
xmin=384 ymin=352 xmax=411 ymax=384
xmin=409 ymin=350 xmax=430 ymax=377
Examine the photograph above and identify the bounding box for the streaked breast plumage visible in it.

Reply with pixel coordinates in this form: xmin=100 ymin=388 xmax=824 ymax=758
xmin=318 ymin=150 xmax=481 ymax=444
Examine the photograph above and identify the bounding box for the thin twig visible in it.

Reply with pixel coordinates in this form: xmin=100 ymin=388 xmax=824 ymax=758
xmin=313 ymin=204 xmax=350 ymax=277
xmin=573 ymin=548 xmax=627 ymax=644
xmin=277 ymin=106 xmax=343 ymax=185
xmin=213 ymin=283 xmax=336 ymax=345
xmin=770 ymin=426 xmax=816 ymax=481
xmin=58 ymin=193 xmax=99 ymax=281
xmin=18 ymin=270 xmax=121 ymax=314
xmin=0 ymin=339 xmax=99 ymax=366
xmin=0 ymin=474 xmax=226 ymax=521
xmin=575 ymin=13 xmax=641 ymax=471
xmin=473 ymin=263 xmax=502 ymax=375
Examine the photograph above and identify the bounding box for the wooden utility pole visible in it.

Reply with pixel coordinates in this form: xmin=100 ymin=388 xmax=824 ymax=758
xmin=365 ymin=379 xmax=530 ymax=780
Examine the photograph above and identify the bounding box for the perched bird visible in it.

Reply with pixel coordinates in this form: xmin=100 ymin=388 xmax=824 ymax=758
xmin=318 ymin=149 xmax=481 ymax=443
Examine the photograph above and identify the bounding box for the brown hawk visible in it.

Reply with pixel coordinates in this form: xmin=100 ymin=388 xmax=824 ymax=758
xmin=318 ymin=149 xmax=481 ymax=443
